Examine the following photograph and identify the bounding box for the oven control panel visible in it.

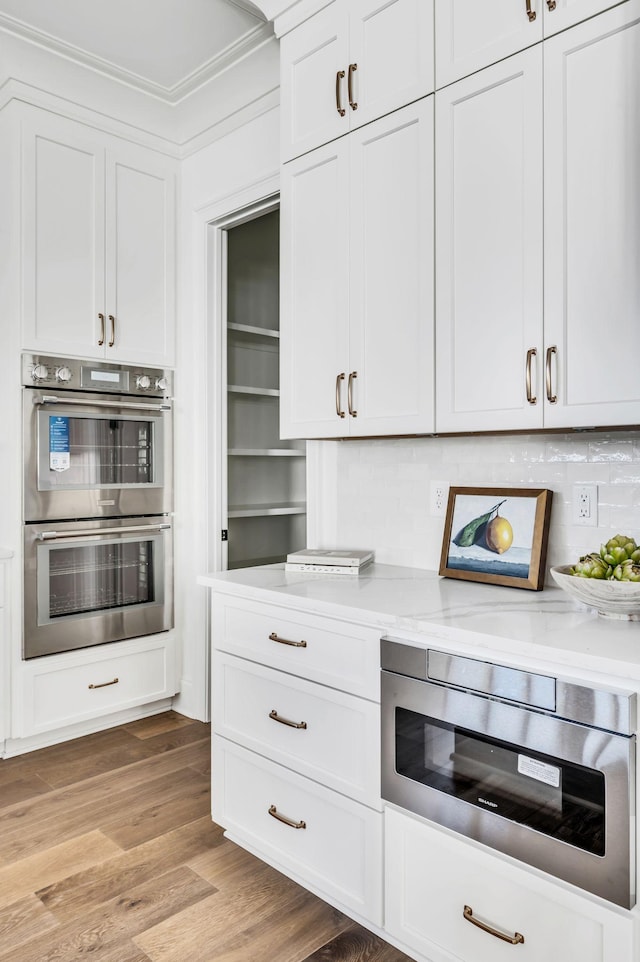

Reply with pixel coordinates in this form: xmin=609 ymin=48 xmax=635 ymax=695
xmin=22 ymin=354 xmax=172 ymax=398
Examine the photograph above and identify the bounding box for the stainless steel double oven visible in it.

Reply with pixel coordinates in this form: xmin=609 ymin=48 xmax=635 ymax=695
xmin=381 ymin=637 xmax=637 ymax=909
xmin=22 ymin=354 xmax=173 ymax=659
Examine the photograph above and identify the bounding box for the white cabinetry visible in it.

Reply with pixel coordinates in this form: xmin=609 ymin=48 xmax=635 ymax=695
xmin=436 ymin=2 xmax=640 ymax=432
xmin=385 ymin=807 xmax=635 ymax=962
xmin=280 ymin=0 xmax=434 ymax=161
xmin=435 ymin=0 xmax=621 ymax=86
xmin=210 ymin=592 xmax=383 ymax=923
xmin=280 ymin=97 xmax=434 ymax=439
xmin=21 ymin=107 xmax=176 ymax=367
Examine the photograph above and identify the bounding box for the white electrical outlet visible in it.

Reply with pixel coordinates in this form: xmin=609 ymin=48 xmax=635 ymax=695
xmin=573 ymin=484 xmax=598 ymax=526
xmin=430 ymin=481 xmax=448 ymax=517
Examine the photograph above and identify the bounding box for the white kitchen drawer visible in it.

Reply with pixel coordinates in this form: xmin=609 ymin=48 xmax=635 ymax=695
xmin=212 ymin=594 xmax=379 ymax=699
xmin=385 ymin=807 xmax=635 ymax=962
xmin=212 ymin=735 xmax=383 ymax=925
xmin=18 ymin=634 xmax=177 ymax=735
xmin=213 ymin=651 xmax=380 ymax=806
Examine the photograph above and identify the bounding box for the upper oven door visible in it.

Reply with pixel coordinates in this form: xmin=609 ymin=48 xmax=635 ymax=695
xmin=23 ymin=390 xmax=172 ymax=521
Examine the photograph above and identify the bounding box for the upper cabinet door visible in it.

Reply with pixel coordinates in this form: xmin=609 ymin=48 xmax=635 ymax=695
xmin=280 ymin=2 xmax=349 ymax=163
xmin=105 ymin=148 xmax=176 ymax=367
xmin=22 ymin=111 xmax=106 ymax=360
xmin=349 ymin=98 xmax=435 ymax=436
xmin=349 ymin=0 xmax=434 ymax=131
xmin=435 ymin=49 xmax=544 ymax=433
xmin=279 ymin=139 xmax=350 ymax=439
xmin=435 ymin=0 xmax=542 ymax=87
xmin=543 ymin=1 xmax=640 ymax=428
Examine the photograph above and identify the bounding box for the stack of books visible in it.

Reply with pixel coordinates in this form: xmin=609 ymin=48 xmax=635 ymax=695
xmin=285 ymin=548 xmax=374 ymax=575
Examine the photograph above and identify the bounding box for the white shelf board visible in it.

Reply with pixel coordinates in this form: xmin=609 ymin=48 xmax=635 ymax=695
xmin=227 ymin=385 xmax=280 ymax=397
xmin=228 ymin=322 xmax=280 ymax=339
xmin=228 ymin=502 xmax=307 ymax=518
xmin=229 ymin=448 xmax=306 ymax=457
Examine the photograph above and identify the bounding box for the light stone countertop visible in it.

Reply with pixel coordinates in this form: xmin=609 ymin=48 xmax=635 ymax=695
xmin=199 ymin=562 xmax=640 ymax=685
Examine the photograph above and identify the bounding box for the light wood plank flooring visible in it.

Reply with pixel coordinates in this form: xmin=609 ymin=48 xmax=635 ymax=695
xmin=0 ymin=711 xmax=414 ymax=961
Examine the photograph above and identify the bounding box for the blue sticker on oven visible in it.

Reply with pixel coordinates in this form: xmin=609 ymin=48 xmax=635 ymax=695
xmin=49 ymin=416 xmax=70 ymax=472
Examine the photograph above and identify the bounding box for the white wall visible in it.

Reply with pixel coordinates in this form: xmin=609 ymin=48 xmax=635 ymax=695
xmin=313 ymin=432 xmax=640 ymax=579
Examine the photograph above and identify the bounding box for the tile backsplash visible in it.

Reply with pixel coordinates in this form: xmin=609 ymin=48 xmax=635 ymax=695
xmin=314 ymin=431 xmax=640 ymax=581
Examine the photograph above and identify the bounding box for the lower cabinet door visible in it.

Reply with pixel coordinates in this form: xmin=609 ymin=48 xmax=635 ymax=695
xmin=385 ymin=807 xmax=635 ymax=962
xmin=212 ymin=735 xmax=383 ymax=925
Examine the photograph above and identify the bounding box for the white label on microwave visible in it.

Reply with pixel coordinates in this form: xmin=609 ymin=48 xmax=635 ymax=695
xmin=517 ymin=754 xmax=560 ymax=788
xmin=49 ymin=416 xmax=70 ymax=472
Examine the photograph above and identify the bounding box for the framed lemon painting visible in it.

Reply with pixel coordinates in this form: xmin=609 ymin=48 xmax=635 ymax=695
xmin=439 ymin=487 xmax=553 ymax=590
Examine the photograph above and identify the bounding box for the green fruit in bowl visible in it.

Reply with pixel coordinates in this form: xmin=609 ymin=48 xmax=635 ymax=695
xmin=600 ymin=535 xmax=640 ymax=566
xmin=570 ymin=554 xmax=611 ymax=579
xmin=569 ymin=535 xmax=640 ymax=580
xmin=612 ymin=560 xmax=640 ymax=582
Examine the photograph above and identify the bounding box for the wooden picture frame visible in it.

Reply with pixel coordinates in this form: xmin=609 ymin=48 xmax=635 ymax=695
xmin=439 ymin=487 xmax=553 ymax=591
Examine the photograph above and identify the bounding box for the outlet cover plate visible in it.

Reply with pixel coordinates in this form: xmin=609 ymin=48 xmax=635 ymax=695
xmin=573 ymin=484 xmax=598 ymax=526
xmin=430 ymin=481 xmax=448 ymax=517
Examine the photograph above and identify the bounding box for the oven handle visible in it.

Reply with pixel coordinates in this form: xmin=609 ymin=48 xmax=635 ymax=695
xmin=34 ymin=394 xmax=171 ymax=413
xmin=36 ymin=523 xmax=172 ymax=541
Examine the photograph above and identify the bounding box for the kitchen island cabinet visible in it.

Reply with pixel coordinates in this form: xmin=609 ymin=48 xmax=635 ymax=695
xmin=436 ymin=1 xmax=640 ymax=433
xmin=200 ymin=562 xmax=640 ymax=962
xmin=280 ymin=0 xmax=433 ymax=162
xmin=20 ymin=105 xmax=176 ymax=367
xmin=280 ymin=97 xmax=434 ymax=439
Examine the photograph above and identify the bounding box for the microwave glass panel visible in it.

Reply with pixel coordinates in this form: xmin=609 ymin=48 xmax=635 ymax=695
xmin=395 ymin=708 xmax=605 ymax=856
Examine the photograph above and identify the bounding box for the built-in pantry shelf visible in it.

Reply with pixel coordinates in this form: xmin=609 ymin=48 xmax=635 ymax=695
xmin=228 ymin=385 xmax=280 ymax=398
xmin=227 ymin=502 xmax=307 ymax=519
xmin=229 ymin=448 xmax=305 ymax=458
xmin=228 ymin=322 xmax=280 ymax=339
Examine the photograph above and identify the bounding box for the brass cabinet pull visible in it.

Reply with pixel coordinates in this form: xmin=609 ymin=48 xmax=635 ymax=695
xmin=269 ymin=631 xmax=307 ymax=648
xmin=348 ymin=63 xmax=358 ymax=110
xmin=98 ymin=313 xmax=105 ymax=346
xmin=108 ymin=314 xmax=115 ymax=347
xmin=268 ymin=804 xmax=306 ymax=830
xmin=269 ymin=709 xmax=307 ymax=730
xmin=348 ymin=371 xmax=358 ymax=417
xmin=336 ymin=69 xmax=346 ymax=116
xmin=525 ymin=348 xmax=537 ymax=405
xmin=88 ymin=677 xmax=119 ymax=690
xmin=463 ymin=905 xmax=524 ymax=946
xmin=547 ymin=0 xmax=556 ymax=9
xmin=336 ymin=372 xmax=346 ymax=418
xmin=525 ymin=0 xmax=536 ymax=20
xmin=545 ymin=345 xmax=558 ymax=403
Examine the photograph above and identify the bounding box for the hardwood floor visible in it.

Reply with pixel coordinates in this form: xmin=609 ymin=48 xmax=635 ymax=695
xmin=0 ymin=712 xmax=414 ymax=961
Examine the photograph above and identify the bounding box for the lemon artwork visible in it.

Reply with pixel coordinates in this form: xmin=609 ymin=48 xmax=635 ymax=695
xmin=452 ymin=499 xmax=514 ymax=555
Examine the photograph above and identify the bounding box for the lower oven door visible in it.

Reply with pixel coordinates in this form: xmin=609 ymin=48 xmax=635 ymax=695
xmin=381 ymin=668 xmax=636 ymax=908
xmin=23 ymin=517 xmax=173 ymax=658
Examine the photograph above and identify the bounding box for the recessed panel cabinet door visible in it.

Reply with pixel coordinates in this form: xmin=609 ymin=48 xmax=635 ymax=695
xmin=280 ymin=141 xmax=350 ymax=439
xmin=22 ymin=112 xmax=106 ymax=359
xmin=543 ymin=2 xmax=640 ymax=428
xmin=349 ymin=98 xmax=435 ymax=436
xmin=435 ymin=50 xmax=544 ymax=433
xmin=542 ymin=0 xmax=624 ymax=38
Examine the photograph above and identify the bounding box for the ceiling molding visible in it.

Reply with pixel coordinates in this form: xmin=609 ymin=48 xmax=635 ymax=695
xmin=0 ymin=12 xmax=274 ymax=104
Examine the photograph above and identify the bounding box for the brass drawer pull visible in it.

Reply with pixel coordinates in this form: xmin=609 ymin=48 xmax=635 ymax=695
xmin=545 ymin=345 xmax=557 ymax=403
xmin=269 ymin=631 xmax=307 ymax=648
xmin=348 ymin=63 xmax=358 ymax=110
xmin=88 ymin=677 xmax=119 ymax=690
xmin=463 ymin=905 xmax=524 ymax=945
xmin=525 ymin=0 xmax=536 ymax=21
xmin=525 ymin=348 xmax=537 ymax=405
xmin=268 ymin=804 xmax=306 ymax=830
xmin=98 ymin=313 xmax=105 ymax=346
xmin=348 ymin=371 xmax=358 ymax=417
xmin=336 ymin=69 xmax=346 ymax=116
xmin=336 ymin=372 xmax=346 ymax=418
xmin=108 ymin=314 xmax=116 ymax=347
xmin=269 ymin=709 xmax=307 ymax=730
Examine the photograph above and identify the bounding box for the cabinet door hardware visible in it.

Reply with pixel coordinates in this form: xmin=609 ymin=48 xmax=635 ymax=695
xmin=88 ymin=677 xmax=119 ymax=690
xmin=108 ymin=314 xmax=116 ymax=347
xmin=336 ymin=372 xmax=346 ymax=418
xmin=525 ymin=348 xmax=537 ymax=405
xmin=525 ymin=0 xmax=536 ymax=21
xmin=336 ymin=70 xmax=346 ymax=116
xmin=547 ymin=0 xmax=556 ymax=8
xmin=348 ymin=63 xmax=358 ymax=110
xmin=98 ymin=313 xmax=105 ymax=346
xmin=545 ymin=345 xmax=557 ymax=403
xmin=348 ymin=371 xmax=358 ymax=416
xmin=269 ymin=631 xmax=307 ymax=648
xmin=463 ymin=905 xmax=524 ymax=945
xmin=268 ymin=804 xmax=306 ymax=829
xmin=269 ymin=709 xmax=307 ymax=730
